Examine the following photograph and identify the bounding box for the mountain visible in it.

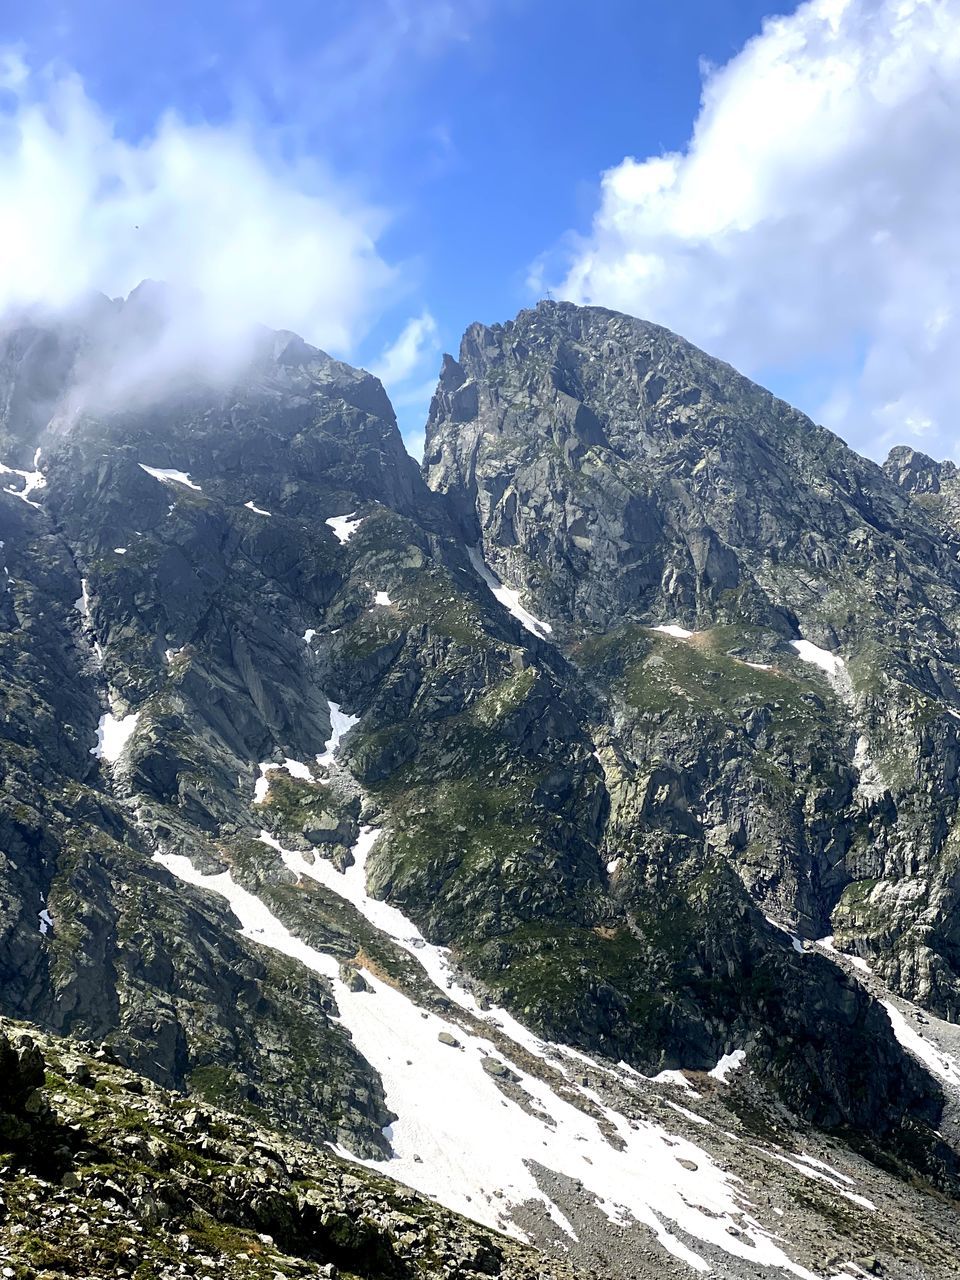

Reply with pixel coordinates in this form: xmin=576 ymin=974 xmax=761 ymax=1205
xmin=1 ymin=292 xmax=960 ymax=1278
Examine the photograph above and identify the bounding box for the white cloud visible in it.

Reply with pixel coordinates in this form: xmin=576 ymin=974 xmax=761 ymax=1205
xmin=543 ymin=0 xmax=960 ymax=461
xmin=402 ymin=428 xmax=427 ymax=462
xmin=368 ymin=313 xmax=441 ymax=459
xmin=0 ymin=54 xmax=398 ymax=362
xmin=370 ymin=311 xmax=440 ymax=385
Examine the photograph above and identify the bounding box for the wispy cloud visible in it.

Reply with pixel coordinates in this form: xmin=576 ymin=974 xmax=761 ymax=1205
xmin=539 ymin=0 xmax=960 ymax=461
xmin=370 ymin=312 xmax=440 ymax=384
xmin=290 ymin=0 xmax=481 ymax=123
xmin=369 ymin=311 xmax=442 ymax=459
xmin=0 ymin=54 xmax=398 ymax=354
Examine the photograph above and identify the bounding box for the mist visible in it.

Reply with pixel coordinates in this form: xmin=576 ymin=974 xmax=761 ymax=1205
xmin=0 ymin=51 xmax=401 ymax=411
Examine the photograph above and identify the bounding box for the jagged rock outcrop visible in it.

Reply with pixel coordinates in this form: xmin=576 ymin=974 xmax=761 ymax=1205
xmin=883 ymin=443 xmax=960 ymax=531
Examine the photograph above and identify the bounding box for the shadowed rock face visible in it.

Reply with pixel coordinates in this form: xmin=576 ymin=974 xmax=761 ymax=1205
xmin=1 ymin=294 xmax=960 ymax=1266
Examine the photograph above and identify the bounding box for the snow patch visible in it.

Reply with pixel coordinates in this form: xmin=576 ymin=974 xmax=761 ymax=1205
xmin=709 ymin=1050 xmax=746 ymax=1082
xmin=265 ymin=823 xmax=704 ymax=1113
xmin=0 ymin=449 xmax=46 ymax=508
xmin=792 ymin=1151 xmax=857 ymax=1185
xmin=791 ymin=641 xmax=867 ymax=769
xmin=315 ymin=700 xmax=359 ymax=769
xmin=467 ymin=545 xmax=552 ymax=639
xmin=244 ymin=501 xmax=272 ymax=515
xmin=653 ymin=623 xmax=694 ymax=639
xmin=254 ymin=758 xmax=314 ymax=803
xmin=666 ymin=1100 xmax=712 ymax=1126
xmin=852 ymin=734 xmax=887 ymax=803
xmin=789 ymin=636 xmax=857 ymax=703
xmin=325 ymin=512 xmax=363 ymax=544
xmin=758 ymin=1148 xmax=875 ymax=1211
xmin=139 ymin=464 xmax=202 ymax=491
xmin=90 ymin=712 xmax=140 ymax=764
xmin=113 ymin=547 xmax=127 ymax=554
xmin=765 ymin=915 xmax=805 ymax=954
xmin=254 ymin=701 xmax=357 ymax=804
xmin=816 ymin=935 xmax=871 ymax=974
xmin=74 ymin=578 xmax=92 ymax=619
xmin=789 ymin=638 xmax=845 ymax=678
xmin=38 ymin=907 xmax=53 ymax=936
xmin=373 ymin=591 xmax=392 ymax=607
xmin=303 ymin=629 xmax=316 ymax=644
xmin=650 ymin=1069 xmax=698 ymax=1094
xmin=253 ymin=766 xmax=274 ymax=804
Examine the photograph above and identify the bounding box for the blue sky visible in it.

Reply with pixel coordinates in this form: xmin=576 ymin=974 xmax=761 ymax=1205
xmin=1 ymin=0 xmax=959 ymax=461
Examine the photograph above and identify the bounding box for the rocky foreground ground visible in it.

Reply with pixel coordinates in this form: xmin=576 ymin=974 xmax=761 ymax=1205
xmin=0 ymin=1020 xmax=577 ymax=1280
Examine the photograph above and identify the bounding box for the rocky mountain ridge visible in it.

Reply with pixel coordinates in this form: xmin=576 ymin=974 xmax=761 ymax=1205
xmin=1 ymin=293 xmax=960 ymax=1276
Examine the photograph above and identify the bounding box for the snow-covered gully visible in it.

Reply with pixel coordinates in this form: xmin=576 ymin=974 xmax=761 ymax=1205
xmin=154 ymin=686 xmax=845 ymax=1280
xmin=467 ymin=545 xmax=552 ymax=640
xmin=157 ymin=836 xmax=830 ymax=1275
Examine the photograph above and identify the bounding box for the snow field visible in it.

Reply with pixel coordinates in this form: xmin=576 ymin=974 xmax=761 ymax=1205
xmin=157 ymin=835 xmax=822 ymax=1277
xmin=326 ymin=512 xmax=363 ymax=544
xmin=0 ymin=448 xmax=45 ymax=508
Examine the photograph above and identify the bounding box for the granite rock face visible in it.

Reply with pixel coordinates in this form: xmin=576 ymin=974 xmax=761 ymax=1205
xmin=883 ymin=443 xmax=960 ymax=531
xmin=425 ymin=301 xmax=960 ymax=1028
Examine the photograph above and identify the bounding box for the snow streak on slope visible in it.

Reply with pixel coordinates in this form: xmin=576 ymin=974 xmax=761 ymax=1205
xmin=74 ymin=578 xmax=91 ymax=618
xmin=138 ymin=464 xmax=202 ymax=490
xmin=467 ymin=545 xmax=552 ymax=639
xmin=790 ymin=638 xmax=889 ymax=803
xmin=882 ymin=1001 xmax=960 ymax=1090
xmin=758 ymin=1150 xmax=875 ymax=1212
xmin=816 ymin=936 xmax=960 ymax=1102
xmin=815 ymin=936 xmax=871 ymax=974
xmin=156 ymin=837 xmax=822 ymax=1278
